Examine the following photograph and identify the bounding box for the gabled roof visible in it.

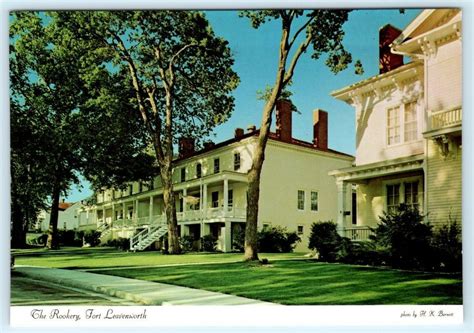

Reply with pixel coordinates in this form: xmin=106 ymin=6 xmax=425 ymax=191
xmin=58 ymin=202 xmax=74 ymax=211
xmin=392 ymin=9 xmax=460 ymax=46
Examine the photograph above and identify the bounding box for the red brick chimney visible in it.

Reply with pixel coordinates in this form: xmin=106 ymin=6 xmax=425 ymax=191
xmin=275 ymin=99 xmax=292 ymax=143
xmin=234 ymin=128 xmax=244 ymax=138
xmin=178 ymin=138 xmax=195 ymax=158
xmin=379 ymin=24 xmax=404 ymax=74
xmin=313 ymin=109 xmax=328 ymax=150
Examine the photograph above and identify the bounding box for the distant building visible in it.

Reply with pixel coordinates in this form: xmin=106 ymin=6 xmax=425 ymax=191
xmin=330 ymin=9 xmax=462 ymax=240
xmin=37 ymin=201 xmax=84 ymax=232
xmin=80 ymin=100 xmax=354 ymax=252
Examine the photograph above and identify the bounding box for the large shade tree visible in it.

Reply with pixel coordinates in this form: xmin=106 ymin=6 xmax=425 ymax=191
xmin=54 ymin=11 xmax=239 ymax=254
xmin=240 ymin=10 xmax=363 ymax=261
xmin=10 ymin=12 xmax=155 ymax=249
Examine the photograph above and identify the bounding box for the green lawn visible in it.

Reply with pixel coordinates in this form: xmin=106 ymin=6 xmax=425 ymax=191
xmin=13 ymin=247 xmax=462 ymax=305
xmin=12 ymin=247 xmax=304 ymax=269
xmin=92 ymin=260 xmax=462 ymax=305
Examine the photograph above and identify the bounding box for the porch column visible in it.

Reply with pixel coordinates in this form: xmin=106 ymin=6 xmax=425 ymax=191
xmin=224 ymin=221 xmax=232 ymax=252
xmin=202 ymin=184 xmax=208 ymax=217
xmin=134 ymin=199 xmax=138 ymax=223
xmin=111 ymin=204 xmax=115 ymax=226
xmin=149 ymin=196 xmax=153 ymax=223
xmin=223 ymin=178 xmax=229 ymax=217
xmin=182 ymin=188 xmax=187 ymax=216
xmin=336 ymin=179 xmax=347 ymax=236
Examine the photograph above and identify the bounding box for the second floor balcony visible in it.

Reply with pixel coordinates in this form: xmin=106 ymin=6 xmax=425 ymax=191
xmin=99 ymin=205 xmax=247 ymax=228
xmin=425 ymin=106 xmax=462 ymax=137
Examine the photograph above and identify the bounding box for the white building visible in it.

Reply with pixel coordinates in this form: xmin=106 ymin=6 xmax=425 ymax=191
xmin=37 ymin=201 xmax=84 ymax=232
xmin=81 ymin=100 xmax=354 ymax=252
xmin=330 ymin=9 xmax=462 ymax=240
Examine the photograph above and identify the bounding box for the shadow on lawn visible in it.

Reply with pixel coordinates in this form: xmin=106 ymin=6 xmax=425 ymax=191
xmin=93 ymin=260 xmax=462 ymax=305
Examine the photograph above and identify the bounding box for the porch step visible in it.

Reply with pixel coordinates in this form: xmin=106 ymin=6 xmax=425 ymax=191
xmin=130 ymin=223 xmax=168 ymax=251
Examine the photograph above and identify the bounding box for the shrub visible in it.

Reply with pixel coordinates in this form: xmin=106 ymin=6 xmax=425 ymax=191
xmin=201 ymin=234 xmax=217 ymax=252
xmin=83 ymin=230 xmax=101 ymax=247
xmin=338 ymin=239 xmax=388 ymax=266
xmin=308 ymin=221 xmax=341 ymax=262
xmin=371 ymin=204 xmax=434 ymax=270
xmin=179 ymin=235 xmax=195 ymax=253
xmin=58 ymin=230 xmax=82 ymax=247
xmin=433 ymin=218 xmax=462 ymax=272
xmin=106 ymin=237 xmax=130 ymax=251
xmin=257 ymin=226 xmax=301 ymax=253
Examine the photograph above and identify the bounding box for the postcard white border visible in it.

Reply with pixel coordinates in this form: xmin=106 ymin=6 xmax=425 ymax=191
xmin=1 ymin=1 xmax=472 ymax=333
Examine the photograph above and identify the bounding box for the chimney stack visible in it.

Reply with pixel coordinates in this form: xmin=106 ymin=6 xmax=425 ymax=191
xmin=313 ymin=109 xmax=328 ymax=150
xmin=247 ymin=125 xmax=256 ymax=133
xmin=275 ymin=99 xmax=292 ymax=143
xmin=203 ymin=141 xmax=215 ymax=149
xmin=379 ymin=24 xmax=403 ymax=74
xmin=234 ymin=128 xmax=244 ymax=138
xmin=178 ymin=137 xmax=195 ymax=158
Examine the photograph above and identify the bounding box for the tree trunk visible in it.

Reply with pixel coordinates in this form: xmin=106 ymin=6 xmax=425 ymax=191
xmin=243 ymin=24 xmax=290 ymax=261
xmin=244 ymin=167 xmax=261 ymax=260
xmin=46 ymin=180 xmax=61 ymax=250
xmin=161 ymin=167 xmax=181 ymax=254
xmin=11 ymin=199 xmax=27 ymax=249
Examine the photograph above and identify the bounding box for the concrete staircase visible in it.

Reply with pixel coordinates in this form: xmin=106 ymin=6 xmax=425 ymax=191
xmin=130 ymin=223 xmax=168 ymax=251
xmin=97 ymin=223 xmax=113 ymax=243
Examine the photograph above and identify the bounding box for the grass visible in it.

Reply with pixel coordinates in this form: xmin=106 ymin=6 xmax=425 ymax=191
xmin=12 ymin=246 xmax=305 ymax=269
xmin=13 ymin=247 xmax=462 ymax=305
xmin=92 ymin=260 xmax=462 ymax=305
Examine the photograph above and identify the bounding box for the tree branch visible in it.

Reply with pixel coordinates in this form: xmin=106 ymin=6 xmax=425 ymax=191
xmin=283 ymin=34 xmax=312 ymax=86
xmin=288 ymin=14 xmax=316 ymax=50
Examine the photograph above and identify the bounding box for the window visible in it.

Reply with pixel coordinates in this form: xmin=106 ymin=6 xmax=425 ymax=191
xmin=310 ymin=191 xmax=318 ymax=211
xmin=297 ymin=190 xmax=305 ymax=210
xmin=211 ymin=191 xmax=219 ymax=208
xmin=386 ymin=184 xmax=400 ymax=213
xmin=139 ymin=182 xmax=143 ymax=193
xmin=228 ymin=189 xmax=233 ymax=207
xmin=387 ymin=101 xmax=418 ymax=146
xmin=128 ymin=184 xmax=133 ymax=196
xmin=297 ymin=225 xmax=304 ymax=235
xmin=234 ymin=153 xmax=241 ymax=171
xmin=112 ymin=190 xmax=115 ymax=200
xmin=178 ymin=197 xmax=183 ymax=213
xmin=387 ymin=106 xmax=400 ymax=145
xmin=404 ymin=181 xmax=419 ymax=210
xmin=214 ymin=158 xmax=220 ymax=173
xmin=196 ymin=163 xmax=202 ymax=178
xmin=404 ymin=101 xmax=418 ymax=142
xmin=149 ymin=179 xmax=154 ymax=190
xmin=180 ymin=167 xmax=186 ymax=182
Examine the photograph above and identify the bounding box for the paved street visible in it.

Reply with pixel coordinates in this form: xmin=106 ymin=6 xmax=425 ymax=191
xmin=11 ymin=271 xmax=137 ymax=306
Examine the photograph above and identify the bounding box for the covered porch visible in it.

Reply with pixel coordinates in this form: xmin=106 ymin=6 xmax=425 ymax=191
xmin=330 ymin=154 xmax=425 ymax=241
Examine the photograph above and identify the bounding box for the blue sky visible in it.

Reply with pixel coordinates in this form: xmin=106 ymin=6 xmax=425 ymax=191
xmin=66 ymin=9 xmax=421 ymax=202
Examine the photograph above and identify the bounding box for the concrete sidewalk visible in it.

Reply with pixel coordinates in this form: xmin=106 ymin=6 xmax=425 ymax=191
xmin=14 ymin=266 xmax=276 ymax=306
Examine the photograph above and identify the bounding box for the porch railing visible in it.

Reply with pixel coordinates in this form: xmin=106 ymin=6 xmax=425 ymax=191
xmin=343 ymin=226 xmax=373 ymax=241
xmin=429 ymin=106 xmax=462 ymax=131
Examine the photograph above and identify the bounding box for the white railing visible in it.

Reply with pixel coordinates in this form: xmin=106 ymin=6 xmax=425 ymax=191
xmin=430 ymin=106 xmax=462 ymax=130
xmin=343 ymin=226 xmax=373 ymax=241
xmin=108 ymin=207 xmax=246 ymax=229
